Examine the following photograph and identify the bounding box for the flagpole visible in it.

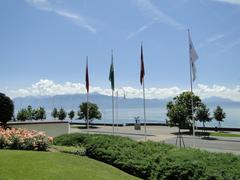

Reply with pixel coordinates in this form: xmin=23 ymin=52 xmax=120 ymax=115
xmin=87 ymin=91 xmax=89 ymax=129
xmin=116 ymin=90 xmax=119 ymax=132
xmin=188 ymin=29 xmax=195 ymax=138
xmin=110 ymin=49 xmax=115 ymax=135
xmin=143 ymin=78 xmax=147 ymax=141
xmin=86 ymin=56 xmax=89 ymax=130
xmin=189 ymin=52 xmax=195 ymax=137
xmin=140 ymin=42 xmax=147 ymax=141
xmin=112 ymin=89 xmax=115 ymax=135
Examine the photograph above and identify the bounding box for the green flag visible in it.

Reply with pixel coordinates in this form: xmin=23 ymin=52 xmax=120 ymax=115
xmin=109 ymin=51 xmax=114 ymax=91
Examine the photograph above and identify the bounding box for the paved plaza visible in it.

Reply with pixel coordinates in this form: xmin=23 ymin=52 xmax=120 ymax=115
xmin=71 ymin=125 xmax=240 ymax=155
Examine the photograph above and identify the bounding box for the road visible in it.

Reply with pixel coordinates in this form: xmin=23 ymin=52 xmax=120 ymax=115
xmin=70 ymin=125 xmax=240 ymax=154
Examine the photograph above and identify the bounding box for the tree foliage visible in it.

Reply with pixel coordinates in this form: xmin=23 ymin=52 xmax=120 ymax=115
xmin=17 ymin=106 xmax=46 ymax=121
xmin=51 ymin=108 xmax=58 ymax=120
xmin=68 ymin=110 xmax=75 ymax=120
xmin=166 ymin=103 xmax=188 ymax=128
xmin=166 ymin=91 xmax=202 ymax=128
xmin=26 ymin=105 xmax=33 ymax=120
xmin=78 ymin=102 xmax=102 ymax=125
xmin=35 ymin=107 xmax=46 ymax=120
xmin=58 ymin=108 xmax=66 ymax=120
xmin=195 ymin=103 xmax=212 ymax=127
xmin=17 ymin=109 xmax=28 ymax=121
xmin=0 ymin=93 xmax=14 ymax=127
xmin=213 ymin=106 xmax=226 ymax=127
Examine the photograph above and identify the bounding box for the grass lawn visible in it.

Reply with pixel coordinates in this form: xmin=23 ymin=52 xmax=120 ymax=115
xmin=210 ymin=132 xmax=240 ymax=137
xmin=0 ymin=150 xmax=139 ymax=180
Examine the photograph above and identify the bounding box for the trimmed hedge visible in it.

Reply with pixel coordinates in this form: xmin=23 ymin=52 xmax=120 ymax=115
xmin=54 ymin=133 xmax=240 ymax=179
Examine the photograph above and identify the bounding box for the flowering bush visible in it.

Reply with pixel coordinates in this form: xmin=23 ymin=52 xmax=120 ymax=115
xmin=0 ymin=127 xmax=53 ymax=151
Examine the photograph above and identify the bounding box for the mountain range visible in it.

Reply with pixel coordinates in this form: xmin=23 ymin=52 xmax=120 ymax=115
xmin=13 ymin=93 xmax=240 ymax=111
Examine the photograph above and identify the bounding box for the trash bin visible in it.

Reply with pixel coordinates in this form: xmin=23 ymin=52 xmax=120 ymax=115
xmin=134 ymin=119 xmax=141 ymax=130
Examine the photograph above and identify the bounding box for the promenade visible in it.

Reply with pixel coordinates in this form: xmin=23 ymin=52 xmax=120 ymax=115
xmin=71 ymin=125 xmax=240 ymax=155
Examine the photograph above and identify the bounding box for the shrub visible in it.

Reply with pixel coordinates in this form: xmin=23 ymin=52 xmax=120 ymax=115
xmin=52 ymin=145 xmax=86 ymax=156
xmin=54 ymin=133 xmax=240 ymax=179
xmin=0 ymin=127 xmax=53 ymax=151
xmin=53 ymin=133 xmax=89 ymax=146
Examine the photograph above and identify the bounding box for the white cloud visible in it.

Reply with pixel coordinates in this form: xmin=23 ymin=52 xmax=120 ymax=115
xmin=25 ymin=0 xmax=54 ymax=11
xmin=25 ymin=0 xmax=96 ymax=34
xmin=198 ymin=33 xmax=225 ymax=49
xmin=128 ymin=0 xmax=185 ymax=39
xmin=9 ymin=79 xmax=240 ymax=101
xmin=211 ymin=37 xmax=240 ymax=56
xmin=136 ymin=0 xmax=185 ymax=29
xmin=206 ymin=34 xmax=225 ymax=43
xmin=212 ymin=0 xmax=240 ymax=5
xmin=194 ymin=84 xmax=240 ymax=101
xmin=55 ymin=10 xmax=96 ymax=34
xmin=55 ymin=10 xmax=81 ymax=20
xmin=127 ymin=19 xmax=156 ymax=39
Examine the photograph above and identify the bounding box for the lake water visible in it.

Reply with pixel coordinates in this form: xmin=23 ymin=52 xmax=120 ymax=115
xmin=67 ymin=106 xmax=240 ymax=128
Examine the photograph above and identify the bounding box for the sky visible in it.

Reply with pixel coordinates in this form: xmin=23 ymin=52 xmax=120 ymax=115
xmin=0 ymin=0 xmax=240 ymax=100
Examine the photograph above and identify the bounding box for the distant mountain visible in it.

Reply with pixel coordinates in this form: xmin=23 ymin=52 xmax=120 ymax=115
xmin=13 ymin=94 xmax=240 ymax=111
xmin=202 ymin=96 xmax=240 ymax=107
xmin=13 ymin=94 xmax=166 ymax=111
xmin=203 ymin=96 xmax=233 ymax=103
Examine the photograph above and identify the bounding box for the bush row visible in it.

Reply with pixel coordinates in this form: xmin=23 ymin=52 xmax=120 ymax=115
xmin=0 ymin=127 xmax=53 ymax=151
xmin=53 ymin=133 xmax=240 ymax=179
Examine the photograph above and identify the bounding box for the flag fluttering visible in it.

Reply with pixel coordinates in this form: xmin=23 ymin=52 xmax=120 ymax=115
xmin=188 ymin=29 xmax=199 ymax=140
xmin=109 ymin=50 xmax=115 ymax=135
xmin=140 ymin=42 xmax=147 ymax=141
xmin=140 ymin=43 xmax=145 ymax=85
xmin=188 ymin=30 xmax=198 ymax=82
xmin=85 ymin=56 xmax=89 ymax=93
xmin=109 ymin=51 xmax=115 ymax=91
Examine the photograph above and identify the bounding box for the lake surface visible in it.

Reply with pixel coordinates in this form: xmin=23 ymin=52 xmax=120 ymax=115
xmin=68 ymin=105 xmax=240 ymax=128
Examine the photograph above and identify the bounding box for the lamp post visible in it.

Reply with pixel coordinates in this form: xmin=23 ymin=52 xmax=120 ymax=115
xmin=116 ymin=88 xmax=126 ymax=132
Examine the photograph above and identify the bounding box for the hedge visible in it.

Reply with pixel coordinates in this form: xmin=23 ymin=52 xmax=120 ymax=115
xmin=54 ymin=133 xmax=240 ymax=179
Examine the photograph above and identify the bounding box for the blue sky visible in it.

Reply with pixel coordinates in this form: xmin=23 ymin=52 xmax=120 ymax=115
xmin=0 ymin=0 xmax=240 ymax=100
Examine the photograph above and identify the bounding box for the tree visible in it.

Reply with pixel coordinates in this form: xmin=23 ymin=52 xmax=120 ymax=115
xmin=27 ymin=105 xmax=33 ymax=120
xmin=166 ymin=91 xmax=202 ymax=130
xmin=16 ymin=106 xmax=46 ymax=121
xmin=78 ymin=102 xmax=102 ymax=127
xmin=0 ymin=93 xmax=14 ymax=127
xmin=213 ymin=106 xmax=226 ymax=127
xmin=195 ymin=103 xmax=212 ymax=130
xmin=68 ymin=110 xmax=75 ymax=122
xmin=51 ymin=108 xmax=58 ymax=120
xmin=35 ymin=107 xmax=46 ymax=120
xmin=17 ymin=109 xmax=28 ymax=121
xmin=58 ymin=108 xmax=66 ymax=120
xmin=167 ymin=103 xmax=188 ymax=128
xmin=166 ymin=103 xmax=188 ymax=147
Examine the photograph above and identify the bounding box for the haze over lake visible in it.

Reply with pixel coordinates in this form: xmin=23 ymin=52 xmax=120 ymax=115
xmin=14 ymin=94 xmax=240 ymax=128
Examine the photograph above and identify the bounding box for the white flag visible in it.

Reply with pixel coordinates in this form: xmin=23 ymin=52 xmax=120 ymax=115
xmin=188 ymin=30 xmax=198 ymax=81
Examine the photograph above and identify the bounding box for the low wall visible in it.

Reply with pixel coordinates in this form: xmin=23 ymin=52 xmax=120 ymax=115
xmin=70 ymin=122 xmax=125 ymax=127
xmin=7 ymin=121 xmax=70 ymax=137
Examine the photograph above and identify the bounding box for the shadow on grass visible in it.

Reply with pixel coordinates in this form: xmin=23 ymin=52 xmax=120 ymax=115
xmin=171 ymin=131 xmax=220 ymax=141
xmin=171 ymin=131 xmax=210 ymax=137
xmin=72 ymin=125 xmax=100 ymax=129
xmin=201 ymin=136 xmax=218 ymax=140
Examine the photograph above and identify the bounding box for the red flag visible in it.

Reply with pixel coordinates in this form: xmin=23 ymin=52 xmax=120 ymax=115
xmin=85 ymin=57 xmax=89 ymax=93
xmin=140 ymin=43 xmax=145 ymax=85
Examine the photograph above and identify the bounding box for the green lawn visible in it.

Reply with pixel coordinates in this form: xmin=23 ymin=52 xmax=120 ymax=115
xmin=210 ymin=132 xmax=240 ymax=137
xmin=0 ymin=150 xmax=139 ymax=180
